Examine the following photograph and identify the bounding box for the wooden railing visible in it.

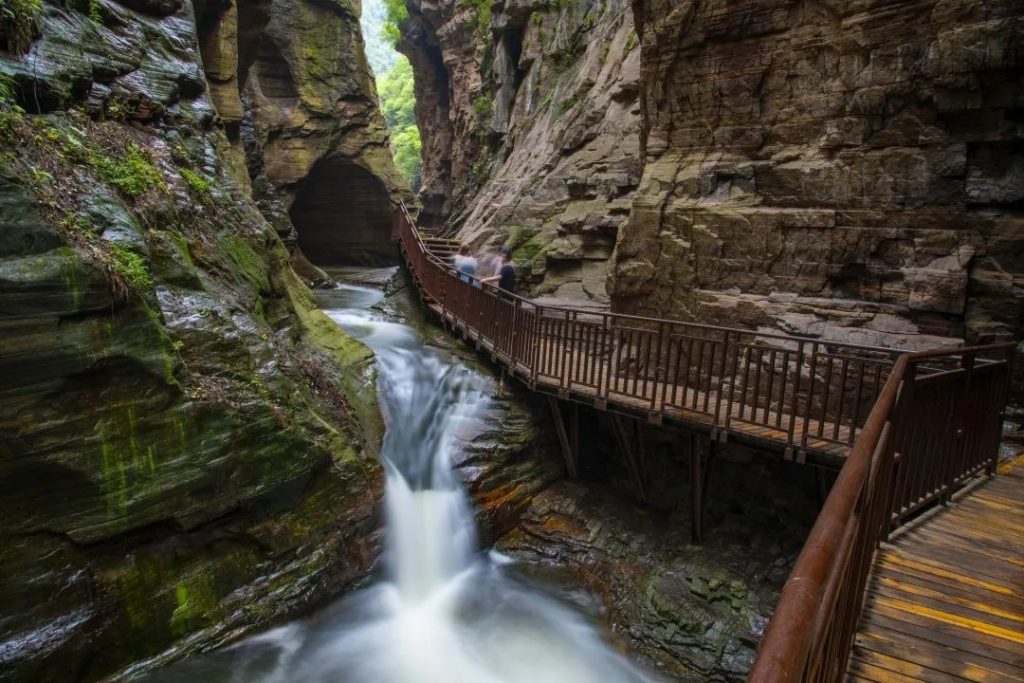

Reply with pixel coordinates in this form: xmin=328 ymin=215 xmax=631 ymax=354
xmin=746 ymin=343 xmax=1014 ymax=683
xmin=397 ymin=203 xmax=1015 ymax=680
xmin=397 ymin=203 xmax=901 ymax=452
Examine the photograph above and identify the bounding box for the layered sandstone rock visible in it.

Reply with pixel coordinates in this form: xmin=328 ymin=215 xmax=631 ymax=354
xmin=400 ymin=0 xmax=643 ymax=303
xmin=611 ymin=0 xmax=1024 ymax=354
xmin=197 ymin=0 xmax=408 ymax=264
xmin=0 ymin=1 xmax=392 ymax=678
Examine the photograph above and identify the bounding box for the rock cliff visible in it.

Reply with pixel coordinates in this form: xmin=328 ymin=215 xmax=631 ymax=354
xmin=0 ymin=0 xmax=400 ymax=678
xmin=401 ymin=0 xmax=1022 ymax=358
xmin=612 ymin=0 xmax=1024 ymax=353
xmin=197 ymin=0 xmax=408 ymax=265
xmin=399 ymin=0 xmax=643 ymax=304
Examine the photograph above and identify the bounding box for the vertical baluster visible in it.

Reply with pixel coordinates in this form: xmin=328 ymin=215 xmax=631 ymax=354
xmin=724 ymin=334 xmax=743 ymax=432
xmin=802 ymin=343 xmax=819 ymax=448
xmin=693 ymin=338 xmax=706 ymax=411
xmin=752 ymin=346 xmax=765 ymax=424
xmin=833 ymin=357 xmax=849 ymax=442
xmin=817 ymin=354 xmax=835 ymax=439
xmin=765 ymin=349 xmax=777 ymax=426
xmin=850 ymin=359 xmax=865 ymax=444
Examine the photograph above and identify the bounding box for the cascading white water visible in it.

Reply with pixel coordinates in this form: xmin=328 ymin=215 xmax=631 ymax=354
xmin=145 ymin=280 xmax=657 ymax=683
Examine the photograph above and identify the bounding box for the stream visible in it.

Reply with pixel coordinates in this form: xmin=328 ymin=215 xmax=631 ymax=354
xmin=144 ymin=278 xmax=656 ymax=683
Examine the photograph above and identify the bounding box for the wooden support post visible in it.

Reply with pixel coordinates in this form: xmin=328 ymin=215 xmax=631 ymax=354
xmin=611 ymin=414 xmax=648 ymax=502
xmin=570 ymin=403 xmax=579 ymax=471
xmin=549 ymin=397 xmax=579 ymax=478
xmin=691 ymin=434 xmax=704 ymax=543
xmin=633 ymin=418 xmax=647 ymax=483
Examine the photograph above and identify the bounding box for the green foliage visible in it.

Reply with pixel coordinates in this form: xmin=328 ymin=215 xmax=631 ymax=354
xmin=376 ymin=56 xmax=422 ymax=189
xmin=390 ymin=126 xmax=421 ymax=185
xmin=472 ymin=92 xmax=493 ymax=121
xmin=555 ymin=88 xmax=584 ymax=117
xmin=381 ymin=0 xmax=408 ymax=46
xmin=180 ymin=168 xmax=211 ymax=197
xmin=625 ymin=30 xmax=639 ymax=53
xmin=108 ymin=243 xmax=153 ymax=293
xmin=458 ymin=0 xmax=491 ymax=38
xmin=88 ymin=0 xmax=101 ymax=22
xmin=0 ymin=73 xmax=24 ymax=135
xmin=0 ymin=0 xmax=40 ymax=54
xmin=90 ymin=145 xmax=165 ymax=198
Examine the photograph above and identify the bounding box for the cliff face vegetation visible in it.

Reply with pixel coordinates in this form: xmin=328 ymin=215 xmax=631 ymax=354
xmin=398 ymin=0 xmax=643 ymax=305
xmin=611 ymin=0 xmax=1024 ymax=354
xmin=0 ymin=0 xmax=402 ymax=678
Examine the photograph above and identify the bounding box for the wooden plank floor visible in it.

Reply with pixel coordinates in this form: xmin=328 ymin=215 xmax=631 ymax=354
xmin=848 ymin=457 xmax=1024 ymax=682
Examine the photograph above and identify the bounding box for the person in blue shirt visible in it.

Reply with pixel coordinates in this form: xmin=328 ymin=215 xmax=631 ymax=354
xmin=454 ymin=245 xmax=478 ymax=284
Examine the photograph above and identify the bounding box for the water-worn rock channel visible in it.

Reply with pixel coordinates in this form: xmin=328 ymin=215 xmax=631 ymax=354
xmin=143 ymin=276 xmax=656 ymax=682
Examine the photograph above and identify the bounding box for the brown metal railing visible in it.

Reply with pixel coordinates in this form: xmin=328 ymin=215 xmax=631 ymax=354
xmin=397 ymin=203 xmax=1014 ymax=680
xmin=397 ymin=203 xmax=900 ymax=452
xmin=747 ymin=343 xmax=1014 ymax=683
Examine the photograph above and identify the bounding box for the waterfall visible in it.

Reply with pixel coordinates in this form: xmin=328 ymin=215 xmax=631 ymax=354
xmin=145 ymin=280 xmax=657 ymax=683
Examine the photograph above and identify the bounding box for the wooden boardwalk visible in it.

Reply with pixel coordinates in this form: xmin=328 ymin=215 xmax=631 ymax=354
xmin=432 ymin=303 xmax=855 ymax=463
xmin=848 ymin=457 xmax=1024 ymax=683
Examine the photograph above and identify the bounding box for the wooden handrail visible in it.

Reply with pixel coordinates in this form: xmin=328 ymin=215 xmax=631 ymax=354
xmin=747 ymin=342 xmax=1014 ymax=682
xmin=396 ymin=202 xmax=907 ymax=452
xmin=397 ymin=201 xmax=1015 ymax=679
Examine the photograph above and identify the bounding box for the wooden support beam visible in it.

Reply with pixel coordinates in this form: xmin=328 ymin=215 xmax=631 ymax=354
xmin=691 ymin=434 xmax=704 ymax=543
xmin=611 ymin=414 xmax=648 ymax=502
xmin=549 ymin=397 xmax=579 ymax=478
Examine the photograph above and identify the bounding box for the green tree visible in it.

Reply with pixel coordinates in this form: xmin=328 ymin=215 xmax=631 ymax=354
xmin=377 ymin=57 xmax=422 ymax=190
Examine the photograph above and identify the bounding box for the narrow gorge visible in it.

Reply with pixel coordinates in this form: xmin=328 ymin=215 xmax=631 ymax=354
xmin=0 ymin=1 xmax=1021 ymax=682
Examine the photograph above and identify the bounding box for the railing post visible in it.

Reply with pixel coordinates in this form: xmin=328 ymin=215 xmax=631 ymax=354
xmin=802 ymin=342 xmax=820 ymax=449
xmin=788 ymin=340 xmax=805 ymax=449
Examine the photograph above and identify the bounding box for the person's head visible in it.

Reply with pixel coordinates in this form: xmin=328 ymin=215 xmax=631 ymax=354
xmin=458 ymin=245 xmax=471 ymax=256
xmin=497 ymin=245 xmax=511 ymax=263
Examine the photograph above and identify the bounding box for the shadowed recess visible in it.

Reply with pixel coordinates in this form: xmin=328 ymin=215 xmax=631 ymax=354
xmin=290 ymin=159 xmax=396 ymax=266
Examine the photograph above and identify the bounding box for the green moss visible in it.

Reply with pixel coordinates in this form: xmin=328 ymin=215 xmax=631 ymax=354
xmin=170 ymin=570 xmax=218 ymax=636
xmin=90 ymin=145 xmax=166 ymax=198
xmin=217 ymin=234 xmax=270 ymax=294
xmin=179 ymin=168 xmax=212 ymax=197
xmin=625 ymin=30 xmax=639 ymax=53
xmin=472 ymin=92 xmax=494 ymax=121
xmin=0 ymin=0 xmax=40 ymax=54
xmin=512 ymin=233 xmax=547 ymax=268
xmin=108 ymin=243 xmax=153 ymax=293
xmin=0 ymin=73 xmax=24 ymax=135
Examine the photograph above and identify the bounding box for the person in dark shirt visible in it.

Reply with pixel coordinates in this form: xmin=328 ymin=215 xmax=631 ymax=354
xmin=482 ymin=246 xmax=516 ymax=294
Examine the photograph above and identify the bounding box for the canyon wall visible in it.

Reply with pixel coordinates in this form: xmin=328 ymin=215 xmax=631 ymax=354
xmin=197 ymin=0 xmax=408 ymax=265
xmin=399 ymin=0 xmax=643 ymax=304
xmin=0 ymin=0 xmax=401 ymax=678
xmin=612 ymin=0 xmax=1023 ymax=352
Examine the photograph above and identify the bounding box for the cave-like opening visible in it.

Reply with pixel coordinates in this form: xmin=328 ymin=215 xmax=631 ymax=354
xmin=289 ymin=159 xmax=396 ymax=266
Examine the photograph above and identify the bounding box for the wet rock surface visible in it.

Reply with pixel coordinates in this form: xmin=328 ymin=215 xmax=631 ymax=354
xmin=372 ymin=267 xmax=566 ymax=539
xmin=0 ymin=1 xmax=395 ymax=679
xmin=499 ymin=455 xmax=816 ymax=682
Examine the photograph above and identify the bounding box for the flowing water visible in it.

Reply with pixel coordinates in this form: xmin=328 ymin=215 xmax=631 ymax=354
xmin=146 ymin=280 xmax=656 ymax=683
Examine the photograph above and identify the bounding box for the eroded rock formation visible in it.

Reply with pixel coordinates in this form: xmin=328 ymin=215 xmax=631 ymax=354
xmin=0 ymin=0 xmax=398 ymax=678
xmin=399 ymin=0 xmax=642 ymax=304
xmin=612 ymin=0 xmax=1024 ymax=353
xmin=198 ymin=0 xmax=408 ymax=265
